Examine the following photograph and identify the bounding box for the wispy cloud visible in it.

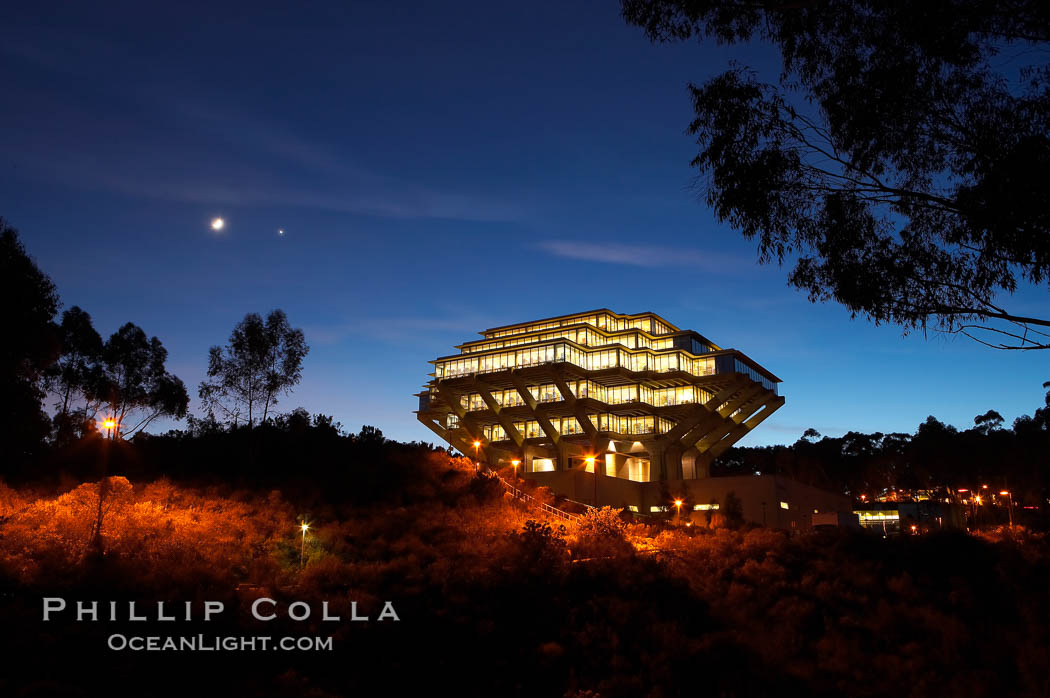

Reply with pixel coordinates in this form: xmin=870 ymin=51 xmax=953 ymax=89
xmin=536 ymin=240 xmax=752 ymax=272
xmin=42 ymin=156 xmax=517 ymax=222
xmin=1 ymin=33 xmax=519 ymax=223
xmin=304 ymin=312 xmax=495 ymax=346
xmin=764 ymin=423 xmax=849 ymax=435
xmin=8 ymin=122 xmax=518 ymax=222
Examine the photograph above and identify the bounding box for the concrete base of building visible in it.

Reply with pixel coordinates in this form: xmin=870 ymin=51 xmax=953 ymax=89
xmin=526 ymin=471 xmax=853 ymax=533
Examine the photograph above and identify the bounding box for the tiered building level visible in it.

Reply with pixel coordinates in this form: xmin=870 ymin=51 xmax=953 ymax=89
xmin=415 ymin=310 xmax=784 ymax=491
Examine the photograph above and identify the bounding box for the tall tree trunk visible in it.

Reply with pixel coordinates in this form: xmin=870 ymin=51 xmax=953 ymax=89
xmin=90 ymin=468 xmax=110 ymax=558
xmin=61 ymin=381 xmax=72 ymax=417
xmin=262 ymin=346 xmax=278 ymax=424
xmin=59 ymin=349 xmax=82 ymax=418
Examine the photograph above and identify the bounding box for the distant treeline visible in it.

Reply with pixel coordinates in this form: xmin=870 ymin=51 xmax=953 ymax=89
xmin=716 ymin=396 xmax=1050 ymax=505
xmin=17 ymin=414 xmax=455 ymax=516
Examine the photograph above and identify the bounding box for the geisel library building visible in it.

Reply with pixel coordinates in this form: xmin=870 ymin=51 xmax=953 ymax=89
xmin=416 ymin=309 xmax=851 ymax=531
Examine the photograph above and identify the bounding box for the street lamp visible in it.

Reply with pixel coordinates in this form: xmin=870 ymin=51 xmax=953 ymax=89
xmin=511 ymin=459 xmax=520 ymax=481
xmin=971 ymin=493 xmax=984 ymax=531
xmin=300 ymin=521 xmax=309 ymax=569
xmin=674 ymin=499 xmax=683 ymax=523
xmin=584 ymin=456 xmax=597 ymax=505
xmin=102 ymin=418 xmax=117 ymax=440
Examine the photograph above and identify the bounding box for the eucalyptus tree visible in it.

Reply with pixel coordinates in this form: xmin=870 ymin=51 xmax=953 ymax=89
xmin=46 ymin=306 xmax=105 ymax=440
xmin=98 ymin=323 xmax=189 ymax=438
xmin=622 ymin=0 xmax=1050 ymax=349
xmin=199 ymin=309 xmax=309 ymax=428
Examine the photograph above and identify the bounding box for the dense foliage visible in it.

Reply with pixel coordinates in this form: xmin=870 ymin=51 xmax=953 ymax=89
xmin=622 ymin=1 xmax=1050 ymax=348
xmin=0 ymin=220 xmax=61 ymax=462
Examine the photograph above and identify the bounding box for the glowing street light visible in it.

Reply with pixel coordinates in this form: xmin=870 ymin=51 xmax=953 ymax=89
xmin=300 ymin=521 xmax=309 ymax=569
xmin=473 ymin=440 xmax=481 ymax=471
xmin=511 ymin=459 xmax=520 ymax=480
xmin=964 ymin=491 xmax=985 ymax=530
xmin=101 ymin=418 xmax=118 ymax=440
xmin=674 ymin=499 xmax=683 ymax=523
xmin=584 ymin=456 xmax=597 ymax=505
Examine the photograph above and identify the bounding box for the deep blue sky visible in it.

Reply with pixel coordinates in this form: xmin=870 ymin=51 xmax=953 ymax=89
xmin=2 ymin=1 xmax=1046 ymax=445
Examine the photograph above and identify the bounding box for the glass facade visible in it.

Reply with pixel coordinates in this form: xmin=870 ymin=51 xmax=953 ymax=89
xmin=461 ymin=324 xmax=690 ymax=354
xmin=458 ymin=382 xmax=715 ymax=411
xmin=734 ymin=359 xmax=778 ymax=393
xmin=482 ymin=311 xmax=680 ymax=340
xmin=434 ymin=341 xmax=722 ymax=380
xmin=479 ymin=413 xmax=676 ymax=443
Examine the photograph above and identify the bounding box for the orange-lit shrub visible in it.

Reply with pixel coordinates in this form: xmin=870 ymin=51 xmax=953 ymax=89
xmin=0 ymin=476 xmax=295 ymax=587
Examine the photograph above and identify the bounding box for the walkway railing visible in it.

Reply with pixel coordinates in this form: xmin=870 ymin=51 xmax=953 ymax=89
xmin=483 ymin=467 xmax=586 ymax=523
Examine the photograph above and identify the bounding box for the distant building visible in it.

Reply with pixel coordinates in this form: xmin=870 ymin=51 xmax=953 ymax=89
xmin=813 ymin=511 xmax=862 ymax=530
xmin=416 ymin=310 xmax=781 ymax=480
xmin=538 ymin=470 xmax=854 ymax=533
xmin=853 ymin=501 xmax=967 ymax=536
xmin=415 ymin=309 xmax=850 ymax=525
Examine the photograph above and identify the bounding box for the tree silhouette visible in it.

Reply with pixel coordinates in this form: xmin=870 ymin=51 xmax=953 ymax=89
xmin=722 ymin=490 xmax=744 ymax=528
xmin=199 ymin=309 xmax=309 ymax=428
xmin=974 ymin=409 xmax=1005 ymax=433
xmin=98 ymin=323 xmax=189 ymax=438
xmin=46 ymin=306 xmax=104 ymax=442
xmin=88 ymin=475 xmax=134 ymax=557
xmin=0 ymin=221 xmax=60 ymax=463
xmin=622 ymin=1 xmax=1050 ymax=349
xmin=357 ymin=425 xmax=385 ymax=444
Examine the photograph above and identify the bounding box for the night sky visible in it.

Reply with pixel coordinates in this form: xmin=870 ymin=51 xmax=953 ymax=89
xmin=3 ymin=1 xmax=1046 ymax=445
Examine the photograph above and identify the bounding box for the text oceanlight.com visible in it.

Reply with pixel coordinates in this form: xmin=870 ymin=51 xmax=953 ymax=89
xmin=107 ymin=634 xmax=334 ymax=651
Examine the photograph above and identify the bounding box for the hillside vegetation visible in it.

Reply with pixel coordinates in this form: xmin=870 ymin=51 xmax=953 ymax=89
xmin=1 ymin=435 xmax=1049 ymax=698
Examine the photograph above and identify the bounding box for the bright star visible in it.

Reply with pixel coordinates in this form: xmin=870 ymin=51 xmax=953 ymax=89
xmin=278 ymin=229 xmax=285 ymax=236
xmin=211 ymin=217 xmax=225 ymax=231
